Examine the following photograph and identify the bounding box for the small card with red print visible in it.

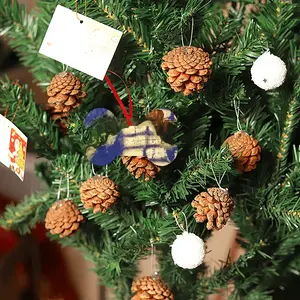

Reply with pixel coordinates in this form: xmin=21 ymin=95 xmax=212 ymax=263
xmin=0 ymin=114 xmax=27 ymax=181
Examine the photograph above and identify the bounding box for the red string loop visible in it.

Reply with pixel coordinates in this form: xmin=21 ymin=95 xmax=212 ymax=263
xmin=104 ymin=70 xmax=133 ymax=126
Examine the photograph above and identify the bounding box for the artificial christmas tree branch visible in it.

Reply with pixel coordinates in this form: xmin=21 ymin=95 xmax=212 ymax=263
xmin=277 ymin=78 xmax=300 ymax=171
xmin=195 ymin=247 xmax=263 ymax=299
xmin=194 ymin=231 xmax=300 ymax=300
xmin=0 ymin=80 xmax=59 ymax=157
xmin=281 ymin=146 xmax=300 ymax=195
xmin=264 ymin=146 xmax=300 ymax=230
xmin=254 ymin=1 xmax=299 ymax=56
xmin=0 ymin=0 xmax=62 ymax=82
xmin=50 ymin=152 xmax=168 ymax=207
xmin=92 ymin=0 xmax=212 ymax=54
xmin=217 ymin=20 xmax=267 ymax=76
xmin=0 ymin=192 xmax=51 ymax=234
xmin=170 ymin=147 xmax=234 ymax=200
xmin=92 ymin=0 xmax=151 ymax=52
xmin=193 ymin=4 xmax=244 ymax=51
xmin=49 ymin=205 xmax=187 ymax=299
xmin=0 ymin=0 xmax=39 ymax=53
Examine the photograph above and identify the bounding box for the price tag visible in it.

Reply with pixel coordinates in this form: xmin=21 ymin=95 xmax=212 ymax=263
xmin=39 ymin=5 xmax=122 ymax=80
xmin=0 ymin=115 xmax=27 ymax=181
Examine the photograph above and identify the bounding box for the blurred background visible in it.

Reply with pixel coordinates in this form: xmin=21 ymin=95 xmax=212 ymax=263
xmin=0 ymin=1 xmax=244 ymax=299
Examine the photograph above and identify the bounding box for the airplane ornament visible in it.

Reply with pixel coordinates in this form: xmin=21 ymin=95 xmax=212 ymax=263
xmin=84 ymin=108 xmax=178 ymax=167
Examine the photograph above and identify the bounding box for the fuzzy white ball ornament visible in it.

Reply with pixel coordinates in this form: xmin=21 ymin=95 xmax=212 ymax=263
xmin=251 ymin=51 xmax=287 ymax=90
xmin=171 ymin=231 xmax=205 ymax=269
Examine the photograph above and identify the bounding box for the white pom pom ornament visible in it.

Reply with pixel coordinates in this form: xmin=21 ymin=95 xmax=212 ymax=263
xmin=171 ymin=231 xmax=205 ymax=269
xmin=251 ymin=51 xmax=287 ymax=90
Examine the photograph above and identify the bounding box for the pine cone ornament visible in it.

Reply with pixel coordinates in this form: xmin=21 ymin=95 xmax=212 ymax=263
xmin=224 ymin=131 xmax=261 ymax=172
xmin=161 ymin=46 xmax=213 ymax=96
xmin=146 ymin=109 xmax=166 ymax=136
xmin=131 ymin=276 xmax=174 ymax=300
xmin=46 ymin=72 xmax=86 ymax=122
xmin=122 ymin=156 xmax=161 ymax=181
xmin=192 ymin=188 xmax=234 ymax=230
xmin=80 ymin=176 xmax=120 ymax=213
xmin=45 ymin=200 xmax=84 ymax=238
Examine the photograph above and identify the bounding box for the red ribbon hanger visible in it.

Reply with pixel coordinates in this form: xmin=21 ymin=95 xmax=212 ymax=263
xmin=104 ymin=70 xmax=133 ymax=126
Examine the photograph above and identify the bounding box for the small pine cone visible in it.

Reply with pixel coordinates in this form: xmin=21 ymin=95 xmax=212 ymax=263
xmin=122 ymin=156 xmax=160 ymax=181
xmin=80 ymin=176 xmax=120 ymax=213
xmin=45 ymin=200 xmax=84 ymax=238
xmin=46 ymin=72 xmax=86 ymax=122
xmin=161 ymin=46 xmax=213 ymax=96
xmin=131 ymin=276 xmax=174 ymax=300
xmin=224 ymin=131 xmax=261 ymax=172
xmin=192 ymin=188 xmax=234 ymax=230
xmin=146 ymin=109 xmax=166 ymax=136
xmin=146 ymin=109 xmax=177 ymax=137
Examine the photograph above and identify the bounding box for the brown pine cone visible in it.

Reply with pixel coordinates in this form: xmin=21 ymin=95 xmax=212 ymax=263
xmin=146 ymin=109 xmax=166 ymax=136
xmin=45 ymin=200 xmax=84 ymax=238
xmin=223 ymin=131 xmax=261 ymax=172
xmin=122 ymin=156 xmax=161 ymax=181
xmin=80 ymin=176 xmax=120 ymax=213
xmin=161 ymin=46 xmax=213 ymax=96
xmin=46 ymin=72 xmax=86 ymax=123
xmin=131 ymin=276 xmax=174 ymax=300
xmin=192 ymin=188 xmax=234 ymax=230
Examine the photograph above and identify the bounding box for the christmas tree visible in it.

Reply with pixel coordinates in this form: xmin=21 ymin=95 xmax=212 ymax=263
xmin=0 ymin=0 xmax=300 ymax=299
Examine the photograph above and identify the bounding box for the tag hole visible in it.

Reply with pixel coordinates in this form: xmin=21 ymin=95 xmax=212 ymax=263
xmin=80 ymin=20 xmax=83 ymax=24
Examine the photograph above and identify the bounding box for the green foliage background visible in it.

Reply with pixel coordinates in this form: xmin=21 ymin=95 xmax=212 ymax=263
xmin=0 ymin=0 xmax=300 ymax=299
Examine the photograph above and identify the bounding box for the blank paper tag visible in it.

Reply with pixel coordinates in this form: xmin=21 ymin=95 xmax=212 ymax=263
xmin=39 ymin=5 xmax=122 ymax=80
xmin=0 ymin=115 xmax=27 ymax=181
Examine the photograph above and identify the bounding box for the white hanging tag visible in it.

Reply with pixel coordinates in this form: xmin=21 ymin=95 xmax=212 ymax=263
xmin=0 ymin=114 xmax=28 ymax=181
xmin=39 ymin=5 xmax=123 ymax=80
